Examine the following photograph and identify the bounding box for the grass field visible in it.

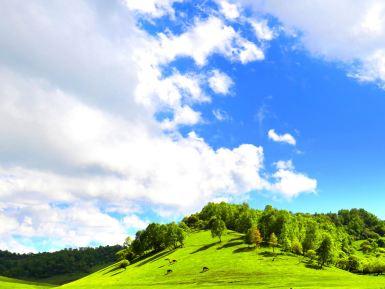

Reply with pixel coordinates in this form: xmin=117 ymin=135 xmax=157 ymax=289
xmin=0 ymin=276 xmax=53 ymax=289
xmin=54 ymin=230 xmax=385 ymax=289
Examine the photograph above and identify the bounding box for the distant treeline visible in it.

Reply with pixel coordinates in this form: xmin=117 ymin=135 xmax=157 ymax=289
xmin=0 ymin=245 xmax=122 ymax=280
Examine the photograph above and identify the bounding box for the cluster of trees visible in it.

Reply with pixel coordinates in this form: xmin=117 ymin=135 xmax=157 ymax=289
xmin=117 ymin=222 xmax=186 ymax=263
xmin=0 ymin=245 xmax=121 ymax=280
xmin=182 ymin=202 xmax=385 ymax=271
xmin=337 ymin=256 xmax=385 ymax=275
xmin=326 ymin=209 xmax=385 ymax=239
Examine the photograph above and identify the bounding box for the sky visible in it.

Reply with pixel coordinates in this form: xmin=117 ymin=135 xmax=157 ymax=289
xmin=1 ymin=0 xmax=385 ymax=253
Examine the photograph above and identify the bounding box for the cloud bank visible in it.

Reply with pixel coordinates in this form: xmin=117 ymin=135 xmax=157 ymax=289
xmin=0 ymin=0 xmax=316 ymax=252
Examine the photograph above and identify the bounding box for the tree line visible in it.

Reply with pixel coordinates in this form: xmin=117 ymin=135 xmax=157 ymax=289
xmin=0 ymin=245 xmax=121 ymax=281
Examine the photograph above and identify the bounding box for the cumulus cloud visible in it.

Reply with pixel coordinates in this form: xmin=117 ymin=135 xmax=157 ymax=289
xmin=0 ymin=0 xmax=315 ymax=252
xmin=268 ymin=129 xmax=296 ymax=146
xmin=269 ymin=161 xmax=317 ymax=198
xmin=217 ymin=0 xmax=240 ymax=20
xmin=239 ymin=0 xmax=385 ymax=87
xmin=157 ymin=16 xmax=264 ymax=66
xmin=250 ymin=20 xmax=275 ymax=41
xmin=208 ymin=70 xmax=234 ymax=95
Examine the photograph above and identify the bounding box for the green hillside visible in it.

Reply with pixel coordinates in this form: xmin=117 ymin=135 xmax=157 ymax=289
xmin=59 ymin=230 xmax=385 ymax=289
xmin=0 ymin=276 xmax=53 ymax=289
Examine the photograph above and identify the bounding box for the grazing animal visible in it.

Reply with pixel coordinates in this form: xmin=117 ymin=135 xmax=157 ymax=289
xmin=166 ymin=269 xmax=173 ymax=275
xmin=202 ymin=266 xmax=209 ymax=272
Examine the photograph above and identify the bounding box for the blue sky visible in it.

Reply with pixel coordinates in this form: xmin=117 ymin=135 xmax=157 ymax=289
xmin=1 ymin=0 xmax=385 ymax=252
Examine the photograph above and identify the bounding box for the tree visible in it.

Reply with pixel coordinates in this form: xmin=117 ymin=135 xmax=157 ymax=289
xmin=317 ymin=235 xmax=334 ymax=268
xmin=246 ymin=226 xmax=263 ymax=249
xmin=269 ymin=232 xmax=278 ymax=253
xmin=165 ymin=223 xmax=186 ymax=249
xmin=302 ymin=221 xmax=319 ymax=253
xmin=291 ymin=239 xmax=303 ymax=255
xmin=123 ymin=236 xmax=132 ymax=248
xmin=209 ymin=217 xmax=226 ymax=242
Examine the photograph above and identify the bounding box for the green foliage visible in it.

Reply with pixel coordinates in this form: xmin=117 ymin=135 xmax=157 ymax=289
xmin=269 ymin=233 xmax=278 ymax=252
xmin=165 ymin=222 xmax=186 ymax=248
xmin=317 ymin=235 xmax=334 ymax=268
xmin=129 ymin=222 xmax=187 ymax=258
xmin=291 ymin=239 xmax=303 ymax=255
xmin=0 ymin=245 xmax=121 ymax=281
xmin=362 ymin=259 xmax=385 ymax=275
xmin=306 ymin=249 xmax=317 ymax=262
xmin=119 ymin=260 xmax=129 ymax=269
xmin=302 ymin=221 xmax=319 ymax=253
xmin=209 ymin=217 xmax=226 ymax=242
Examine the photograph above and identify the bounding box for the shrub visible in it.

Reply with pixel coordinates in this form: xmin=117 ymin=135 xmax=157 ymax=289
xmin=291 ymin=239 xmax=303 ymax=255
xmin=119 ymin=260 xmax=129 ymax=269
xmin=306 ymin=249 xmax=317 ymax=261
xmin=347 ymin=255 xmax=361 ymax=272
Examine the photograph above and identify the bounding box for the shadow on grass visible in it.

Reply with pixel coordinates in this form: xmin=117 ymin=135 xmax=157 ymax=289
xmin=233 ymin=246 xmax=256 ymax=253
xmin=135 ymin=249 xmax=176 ymax=267
xmin=190 ymin=242 xmax=218 ymax=254
xmin=217 ymin=241 xmax=244 ymax=250
xmin=258 ymin=251 xmax=279 ymax=257
xmin=305 ymin=262 xmax=322 ymax=270
xmin=103 ymin=265 xmax=122 ymax=275
xmin=111 ymin=270 xmax=125 ymax=277
xmin=227 ymin=236 xmax=245 ymax=242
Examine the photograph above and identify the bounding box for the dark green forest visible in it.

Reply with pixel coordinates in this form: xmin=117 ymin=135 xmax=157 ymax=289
xmin=0 ymin=245 xmax=121 ymax=282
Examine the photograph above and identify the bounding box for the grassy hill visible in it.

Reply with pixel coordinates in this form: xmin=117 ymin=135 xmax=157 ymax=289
xmin=56 ymin=230 xmax=385 ymax=289
xmin=0 ymin=276 xmax=53 ymax=289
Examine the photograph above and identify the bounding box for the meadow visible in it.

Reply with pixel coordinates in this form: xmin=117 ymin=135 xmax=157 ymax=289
xmin=34 ymin=230 xmax=385 ymax=289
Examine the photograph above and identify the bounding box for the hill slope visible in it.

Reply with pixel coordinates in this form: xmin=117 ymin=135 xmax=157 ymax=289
xmin=0 ymin=276 xmax=53 ymax=289
xmin=60 ymin=231 xmax=385 ymax=289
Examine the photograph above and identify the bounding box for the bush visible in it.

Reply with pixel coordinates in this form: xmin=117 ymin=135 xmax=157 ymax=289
xmin=347 ymin=255 xmax=361 ymax=272
xmin=119 ymin=260 xmax=129 ymax=269
xmin=291 ymin=240 xmax=303 ymax=255
xmin=362 ymin=259 xmax=385 ymax=275
xmin=306 ymin=249 xmax=317 ymax=261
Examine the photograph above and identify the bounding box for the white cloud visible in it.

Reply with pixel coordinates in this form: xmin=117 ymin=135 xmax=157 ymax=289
xmin=268 ymin=129 xmax=296 ymax=146
xmin=0 ymin=0 xmax=315 ymax=252
xmin=157 ymin=16 xmax=264 ymax=66
xmin=250 ymin=20 xmax=275 ymax=41
xmin=0 ymin=202 xmax=128 ymax=252
xmin=274 ymin=160 xmax=294 ymax=170
xmin=123 ymin=0 xmax=182 ymax=18
xmin=239 ymin=0 xmax=385 ymax=87
xmin=161 ymin=105 xmax=202 ymax=129
xmin=270 ymin=165 xmax=317 ymax=198
xmin=217 ymin=0 xmax=240 ymax=20
xmin=122 ymin=215 xmax=149 ymax=230
xmin=208 ymin=70 xmax=234 ymax=95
